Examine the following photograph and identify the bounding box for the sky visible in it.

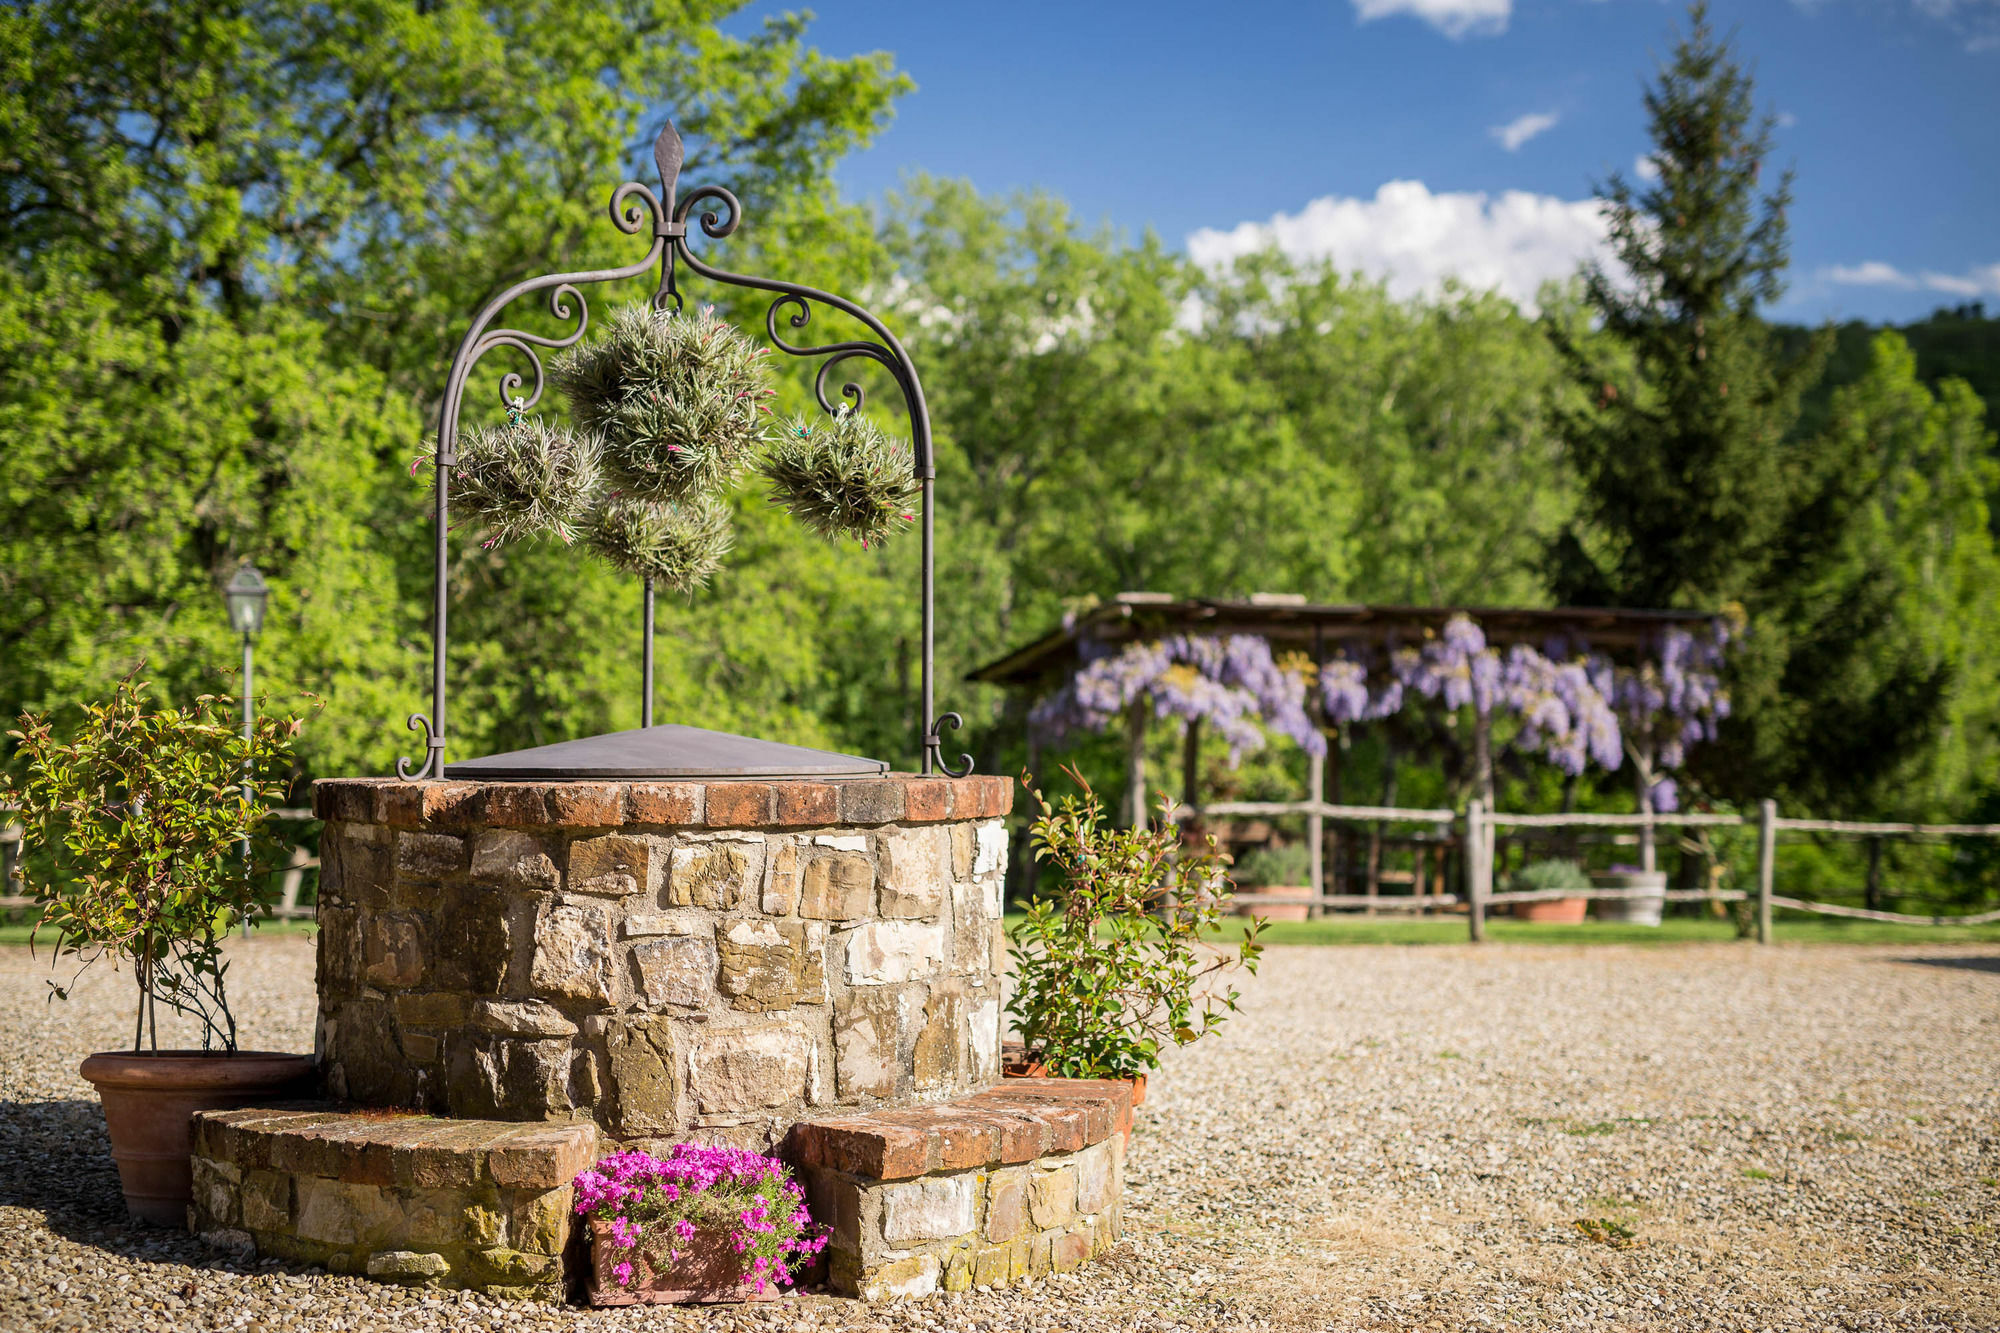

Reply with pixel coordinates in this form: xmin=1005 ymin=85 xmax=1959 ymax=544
xmin=727 ymin=0 xmax=2000 ymax=325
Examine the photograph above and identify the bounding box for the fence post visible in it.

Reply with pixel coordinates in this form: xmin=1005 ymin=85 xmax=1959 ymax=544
xmin=1305 ymin=746 xmax=1325 ymax=918
xmin=1466 ymin=798 xmax=1487 ymax=943
xmin=1756 ymin=798 xmax=1777 ymax=945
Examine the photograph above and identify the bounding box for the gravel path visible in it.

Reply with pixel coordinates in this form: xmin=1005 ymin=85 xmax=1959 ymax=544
xmin=1 ymin=937 xmax=1994 ymax=1332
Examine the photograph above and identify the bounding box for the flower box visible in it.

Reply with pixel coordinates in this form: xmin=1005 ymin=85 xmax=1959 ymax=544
xmin=585 ymin=1217 xmax=780 ymax=1307
xmin=574 ymin=1144 xmax=825 ymax=1307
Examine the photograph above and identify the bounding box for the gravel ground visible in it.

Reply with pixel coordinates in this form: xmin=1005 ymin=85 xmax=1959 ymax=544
xmin=1 ymin=937 xmax=1995 ymax=1333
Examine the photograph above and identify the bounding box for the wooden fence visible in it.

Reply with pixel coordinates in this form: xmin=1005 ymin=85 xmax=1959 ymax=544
xmin=1187 ymin=797 xmax=2000 ymax=942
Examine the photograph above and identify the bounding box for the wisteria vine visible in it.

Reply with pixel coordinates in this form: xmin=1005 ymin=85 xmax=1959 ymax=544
xmin=1033 ymin=615 xmax=1730 ymax=796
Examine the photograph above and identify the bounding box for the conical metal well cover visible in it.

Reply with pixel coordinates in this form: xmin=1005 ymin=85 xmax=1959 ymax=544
xmin=442 ymin=724 xmax=888 ymax=782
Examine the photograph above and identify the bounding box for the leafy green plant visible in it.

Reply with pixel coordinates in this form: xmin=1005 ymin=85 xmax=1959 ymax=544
xmin=1233 ymin=842 xmax=1310 ymax=887
xmin=449 ymin=418 xmax=602 ymax=548
xmin=1006 ymin=771 xmax=1263 ymax=1079
xmin=2 ymin=674 xmax=307 ymax=1052
xmin=1511 ymin=858 xmax=1592 ymax=895
xmin=585 ymin=493 xmax=734 ymax=593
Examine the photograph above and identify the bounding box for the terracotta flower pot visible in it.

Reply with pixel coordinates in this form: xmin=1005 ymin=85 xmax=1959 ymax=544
xmin=1233 ymin=887 xmax=1313 ymax=922
xmin=1511 ymin=897 xmax=1589 ymax=924
xmin=587 ymin=1217 xmax=782 ymax=1306
xmin=1003 ymin=1061 xmax=1147 ymax=1107
xmin=78 ymin=1049 xmax=316 ymax=1226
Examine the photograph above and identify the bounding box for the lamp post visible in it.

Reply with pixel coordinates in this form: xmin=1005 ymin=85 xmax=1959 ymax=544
xmin=224 ymin=564 xmax=269 ymax=937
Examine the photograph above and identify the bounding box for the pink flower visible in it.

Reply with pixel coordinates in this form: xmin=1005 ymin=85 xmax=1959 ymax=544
xmin=612 ymin=1261 xmax=633 ymax=1286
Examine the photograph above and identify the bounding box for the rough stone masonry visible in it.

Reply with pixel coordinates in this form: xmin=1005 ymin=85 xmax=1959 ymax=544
xmin=310 ymin=774 xmax=1015 ymax=1150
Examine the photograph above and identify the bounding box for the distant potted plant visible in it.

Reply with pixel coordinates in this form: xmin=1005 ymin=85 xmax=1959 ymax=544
xmin=1508 ymin=858 xmax=1591 ymax=923
xmin=574 ymin=1145 xmax=826 ymax=1305
xmin=3 ymin=674 xmax=316 ymax=1225
xmin=1230 ymin=843 xmax=1314 ymax=921
xmin=1005 ymin=771 xmax=1264 ymax=1106
xmin=1591 ymin=864 xmax=1668 ymax=926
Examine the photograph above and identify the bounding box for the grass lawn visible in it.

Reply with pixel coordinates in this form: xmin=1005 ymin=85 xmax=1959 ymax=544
xmin=0 ymin=917 xmax=320 ymax=947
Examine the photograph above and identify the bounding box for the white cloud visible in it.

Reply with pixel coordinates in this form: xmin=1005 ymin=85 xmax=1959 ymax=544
xmin=1491 ymin=111 xmax=1560 ymax=152
xmin=1634 ymin=154 xmax=1662 ymax=182
xmin=1186 ymin=180 xmax=1611 ymax=309
xmin=1352 ymin=0 xmax=1511 ymax=39
xmin=1823 ymin=260 xmax=2000 ymax=296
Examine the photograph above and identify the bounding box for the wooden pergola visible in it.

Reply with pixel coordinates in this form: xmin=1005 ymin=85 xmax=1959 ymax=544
xmin=968 ymin=592 xmax=1718 ymax=907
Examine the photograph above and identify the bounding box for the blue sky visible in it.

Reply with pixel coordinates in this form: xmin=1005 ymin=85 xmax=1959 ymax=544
xmin=729 ymin=0 xmax=1999 ymax=325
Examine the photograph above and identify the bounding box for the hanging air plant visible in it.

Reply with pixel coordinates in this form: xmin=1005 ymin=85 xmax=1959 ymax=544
xmin=449 ymin=417 xmax=602 ymax=547
xmin=553 ymin=304 xmax=776 ymax=501
xmin=759 ymin=408 xmax=921 ymax=547
xmin=585 ymin=493 xmax=734 ymax=594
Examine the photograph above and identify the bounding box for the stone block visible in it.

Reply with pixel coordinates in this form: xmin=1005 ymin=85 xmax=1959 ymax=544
xmin=429 ymin=882 xmax=516 ymax=994
xmin=974 ymin=821 xmax=1009 ymax=875
xmin=366 ymin=1250 xmax=450 ymax=1283
xmin=814 ymin=833 xmax=870 ymax=852
xmin=363 ymin=912 xmax=426 ymax=988
xmin=716 ymin=919 xmax=822 ymax=1012
xmin=294 ymin=1176 xmax=403 ymax=1248
xmin=487 ymin=1125 xmax=598 ymax=1190
xmin=471 ymin=1000 xmax=577 ymax=1039
xmin=447 ymin=1036 xmax=572 ymax=1121
xmin=191 ymin=1157 xmax=239 ymax=1230
xmin=473 ymin=1247 xmax=557 ymax=1284
xmin=399 ymin=1190 xmax=474 ymax=1248
xmin=689 ymin=1022 xmax=812 ymax=1114
xmin=1076 ymin=1141 xmax=1116 ymax=1213
xmin=628 ymin=782 xmax=703 ymax=826
xmin=567 ymin=835 xmax=648 ymax=897
xmin=950 ymin=822 xmax=975 ymax=879
xmin=840 ymin=780 xmax=907 ymax=827
xmin=862 ymin=1251 xmax=938 ymax=1301
xmin=881 ymin=1173 xmax=978 ymax=1243
xmin=603 ymin=1014 xmax=681 ymax=1136
xmin=972 ymin=1241 xmax=1021 ymax=1288
xmin=397 ymin=831 xmax=466 ymax=882
xmin=902 ymin=779 xmax=953 ymax=823
xmin=911 ymin=989 xmax=963 ymax=1092
xmin=510 ymin=1186 xmax=572 ymax=1254
xmin=529 ymin=899 xmax=615 ymax=1003
xmin=316 ymin=905 xmax=360 ymax=1001
xmin=394 ymin=992 xmax=470 ymax=1029
xmin=705 ymin=782 xmax=775 ymax=827
xmin=967 ymin=997 xmax=1001 ymax=1081
xmin=772 ymin=782 xmax=840 ymax=826
xmin=761 ymin=840 xmax=801 ymax=915
xmin=800 ymin=1169 xmax=864 ymax=1251
xmin=878 ymin=826 xmax=949 ymax=919
xmin=844 ymin=921 xmax=945 ymax=986
xmin=986 ymin=1168 xmax=1026 ymax=1242
xmin=466 ymin=1203 xmax=507 ymax=1248
xmin=789 ymin=1117 xmax=932 ymax=1180
xmin=327 ymin=999 xmax=419 ymax=1109
xmin=621 ymin=913 xmax=683 ymax=938
xmin=667 ymin=840 xmax=764 ymax=910
xmin=952 ymin=882 xmax=991 ymax=971
xmin=544 ymin=784 xmax=625 ymax=827
xmin=800 ymin=852 xmax=874 ymax=920
xmin=1028 ymin=1167 xmax=1075 ymax=1229
xmin=469 ymin=830 xmax=558 ymax=891
xmin=1052 ymin=1228 xmax=1091 ymax=1272
xmin=630 ymin=934 xmax=716 ymax=1009
xmin=834 ymin=985 xmax=921 ymax=1100
xmin=943 ymin=1245 xmax=974 ymax=1292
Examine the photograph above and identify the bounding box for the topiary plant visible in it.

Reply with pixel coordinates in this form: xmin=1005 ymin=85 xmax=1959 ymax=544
xmin=585 ymin=493 xmax=734 ymax=594
xmin=449 ymin=417 xmax=602 ymax=547
xmin=2 ymin=673 xmax=308 ymax=1052
xmin=552 ymin=304 xmax=776 ymax=502
xmin=760 ymin=407 xmax=921 ymax=547
xmin=1007 ymin=770 xmax=1264 ymax=1080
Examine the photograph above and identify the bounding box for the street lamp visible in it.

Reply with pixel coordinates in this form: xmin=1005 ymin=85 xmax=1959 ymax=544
xmin=224 ymin=564 xmax=269 ymax=936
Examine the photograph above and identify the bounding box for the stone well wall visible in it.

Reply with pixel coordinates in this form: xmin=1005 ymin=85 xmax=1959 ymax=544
xmin=311 ymin=775 xmax=1015 ymax=1151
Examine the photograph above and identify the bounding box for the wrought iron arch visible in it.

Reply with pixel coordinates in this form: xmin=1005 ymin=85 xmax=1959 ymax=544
xmin=398 ymin=117 xmax=971 ymax=781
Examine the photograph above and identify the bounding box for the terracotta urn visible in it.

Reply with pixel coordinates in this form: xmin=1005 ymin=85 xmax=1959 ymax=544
xmin=79 ymin=1050 xmax=316 ymax=1226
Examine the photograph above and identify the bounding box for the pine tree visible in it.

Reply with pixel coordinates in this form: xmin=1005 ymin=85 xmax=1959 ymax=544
xmin=1548 ymin=2 xmax=1825 ymax=612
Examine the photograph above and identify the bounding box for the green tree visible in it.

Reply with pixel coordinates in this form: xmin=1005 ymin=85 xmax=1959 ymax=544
xmin=0 ymin=1 xmax=915 ymax=772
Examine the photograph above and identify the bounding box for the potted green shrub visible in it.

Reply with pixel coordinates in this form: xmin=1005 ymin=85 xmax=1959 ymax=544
xmin=1230 ymin=843 xmax=1314 ymax=921
xmin=1005 ymin=772 xmax=1264 ymax=1105
xmin=1508 ymin=858 xmax=1592 ymax=923
xmin=3 ymin=674 xmax=316 ymax=1225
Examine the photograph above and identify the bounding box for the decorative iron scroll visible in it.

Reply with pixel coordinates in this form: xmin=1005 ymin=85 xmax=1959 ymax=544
xmin=399 ymin=118 xmax=968 ymax=780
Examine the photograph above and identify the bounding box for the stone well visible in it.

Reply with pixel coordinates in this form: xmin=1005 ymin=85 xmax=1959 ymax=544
xmin=309 ymin=772 xmax=1017 ymax=1149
